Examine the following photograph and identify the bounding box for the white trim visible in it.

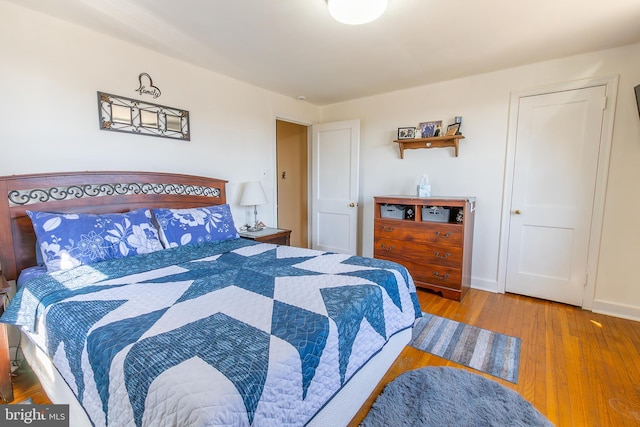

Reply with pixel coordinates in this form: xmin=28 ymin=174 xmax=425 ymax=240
xmin=497 ymin=75 xmax=619 ymax=311
xmin=592 ymin=300 xmax=640 ymax=322
xmin=306 ymin=125 xmax=312 ymax=249
xmin=471 ymin=277 xmax=499 ymax=293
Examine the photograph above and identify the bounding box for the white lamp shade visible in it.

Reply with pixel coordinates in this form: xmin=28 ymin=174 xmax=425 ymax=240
xmin=240 ymin=181 xmax=268 ymax=206
xmin=327 ymin=0 xmax=388 ymax=25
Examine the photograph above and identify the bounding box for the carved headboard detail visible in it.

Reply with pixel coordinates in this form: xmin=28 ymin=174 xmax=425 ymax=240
xmin=0 ymin=171 xmax=228 ymax=281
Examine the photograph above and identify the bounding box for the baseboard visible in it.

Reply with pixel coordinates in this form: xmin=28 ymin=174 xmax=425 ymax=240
xmin=591 ymin=300 xmax=640 ymax=322
xmin=470 ymin=278 xmax=640 ymax=322
xmin=470 ymin=277 xmax=499 ymax=293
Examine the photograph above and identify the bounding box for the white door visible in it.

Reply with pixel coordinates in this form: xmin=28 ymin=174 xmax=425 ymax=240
xmin=311 ymin=120 xmax=360 ymax=254
xmin=505 ymin=86 xmax=606 ymax=305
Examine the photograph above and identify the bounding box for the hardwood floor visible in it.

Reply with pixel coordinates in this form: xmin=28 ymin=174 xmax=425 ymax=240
xmin=349 ymin=289 xmax=640 ymax=426
xmin=5 ymin=364 xmax=51 ymax=405
xmin=4 ymin=289 xmax=640 ymax=426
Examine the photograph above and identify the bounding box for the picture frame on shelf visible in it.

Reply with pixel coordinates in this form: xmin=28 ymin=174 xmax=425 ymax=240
xmin=397 ymin=127 xmax=416 ymax=140
xmin=418 ymin=120 xmax=442 ymax=138
xmin=445 ymin=122 xmax=461 ymax=136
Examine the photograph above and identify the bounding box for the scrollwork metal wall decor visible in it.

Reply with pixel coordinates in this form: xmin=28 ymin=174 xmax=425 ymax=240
xmin=135 ymin=73 xmax=161 ymax=98
xmin=8 ymin=182 xmax=220 ymax=207
xmin=97 ymin=91 xmax=190 ymax=140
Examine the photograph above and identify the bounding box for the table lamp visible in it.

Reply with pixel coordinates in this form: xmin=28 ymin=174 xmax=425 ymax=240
xmin=240 ymin=181 xmax=268 ymax=231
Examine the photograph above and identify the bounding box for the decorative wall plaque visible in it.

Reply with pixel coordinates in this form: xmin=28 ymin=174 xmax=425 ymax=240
xmin=135 ymin=73 xmax=162 ymax=98
xmin=97 ymin=91 xmax=190 ymax=140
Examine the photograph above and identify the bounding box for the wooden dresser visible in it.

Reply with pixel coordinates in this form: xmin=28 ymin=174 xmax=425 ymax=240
xmin=373 ymin=196 xmax=475 ymax=301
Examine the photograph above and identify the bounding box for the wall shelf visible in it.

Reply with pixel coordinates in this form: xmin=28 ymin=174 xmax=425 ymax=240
xmin=394 ymin=134 xmax=465 ymax=158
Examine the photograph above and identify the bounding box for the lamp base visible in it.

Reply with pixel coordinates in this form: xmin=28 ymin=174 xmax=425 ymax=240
xmin=250 ymin=206 xmax=263 ymax=231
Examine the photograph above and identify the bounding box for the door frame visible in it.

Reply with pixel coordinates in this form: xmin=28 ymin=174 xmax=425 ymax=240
xmin=273 ymin=116 xmax=312 ymax=244
xmin=497 ymin=75 xmax=618 ymax=310
xmin=275 ymin=118 xmax=311 ymax=248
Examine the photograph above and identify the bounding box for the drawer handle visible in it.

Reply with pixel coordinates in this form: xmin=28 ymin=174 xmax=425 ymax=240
xmin=381 ymin=226 xmax=395 ymax=232
xmin=381 ymin=244 xmax=394 ymax=251
xmin=435 ymin=231 xmax=451 ymax=238
xmin=434 ymin=252 xmax=451 ymax=259
xmin=433 ymin=272 xmax=450 ymax=280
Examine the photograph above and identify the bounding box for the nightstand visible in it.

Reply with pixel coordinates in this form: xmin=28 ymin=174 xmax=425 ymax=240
xmin=238 ymin=228 xmax=291 ymax=246
xmin=0 ymin=274 xmax=13 ymax=402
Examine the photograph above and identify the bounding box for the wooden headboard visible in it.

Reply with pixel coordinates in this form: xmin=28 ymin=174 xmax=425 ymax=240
xmin=0 ymin=171 xmax=228 ymax=281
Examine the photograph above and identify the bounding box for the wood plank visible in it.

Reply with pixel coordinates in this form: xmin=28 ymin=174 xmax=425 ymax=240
xmin=563 ymin=308 xmax=587 ymax=426
xmin=7 ymin=366 xmax=51 ymax=405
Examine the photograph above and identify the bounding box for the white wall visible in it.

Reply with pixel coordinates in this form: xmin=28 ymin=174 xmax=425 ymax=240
xmin=0 ymin=1 xmax=320 ymax=228
xmin=320 ymin=44 xmax=640 ymax=320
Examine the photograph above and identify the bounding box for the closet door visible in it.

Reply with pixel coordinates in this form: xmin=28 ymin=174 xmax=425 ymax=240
xmin=505 ymin=86 xmax=606 ymax=305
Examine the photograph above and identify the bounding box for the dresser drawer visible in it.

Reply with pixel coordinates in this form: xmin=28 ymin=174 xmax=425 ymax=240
xmin=403 ymin=261 xmax=462 ymax=289
xmin=374 ymin=219 xmax=463 ymax=247
xmin=374 ymin=237 xmax=463 ymax=268
xmin=376 ymin=251 xmax=462 ymax=289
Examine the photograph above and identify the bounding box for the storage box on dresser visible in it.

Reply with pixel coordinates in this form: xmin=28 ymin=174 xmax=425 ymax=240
xmin=373 ymin=196 xmax=475 ymax=301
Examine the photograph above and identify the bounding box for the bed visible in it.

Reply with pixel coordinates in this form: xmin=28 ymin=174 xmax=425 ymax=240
xmin=0 ymin=171 xmax=421 ymax=426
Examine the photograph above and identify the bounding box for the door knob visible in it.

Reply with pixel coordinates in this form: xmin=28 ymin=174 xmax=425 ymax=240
xmin=349 ymin=203 xmax=356 ymax=207
xmin=514 ymin=209 xmax=521 ymax=215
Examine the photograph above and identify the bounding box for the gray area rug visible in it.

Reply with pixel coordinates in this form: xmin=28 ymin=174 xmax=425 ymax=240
xmin=411 ymin=313 xmax=521 ymax=383
xmin=360 ymin=367 xmax=553 ymax=427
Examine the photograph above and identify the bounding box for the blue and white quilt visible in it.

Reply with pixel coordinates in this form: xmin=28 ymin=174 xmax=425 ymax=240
xmin=2 ymin=238 xmax=421 ymax=426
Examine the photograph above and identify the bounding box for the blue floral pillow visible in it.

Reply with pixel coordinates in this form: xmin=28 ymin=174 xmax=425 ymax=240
xmin=152 ymin=204 xmax=239 ymax=248
xmin=27 ymin=208 xmax=164 ymax=272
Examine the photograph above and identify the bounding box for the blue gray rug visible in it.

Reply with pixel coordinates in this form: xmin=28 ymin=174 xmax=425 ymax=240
xmin=410 ymin=313 xmax=521 ymax=383
xmin=360 ymin=367 xmax=552 ymax=427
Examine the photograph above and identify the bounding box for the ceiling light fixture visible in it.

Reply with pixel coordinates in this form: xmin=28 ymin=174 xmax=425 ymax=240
xmin=327 ymin=0 xmax=388 ymax=25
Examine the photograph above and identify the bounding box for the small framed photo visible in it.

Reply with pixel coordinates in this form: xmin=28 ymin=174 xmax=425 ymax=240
xmin=397 ymin=127 xmax=416 ymax=140
xmin=418 ymin=120 xmax=442 ymax=138
xmin=445 ymin=122 xmax=461 ymax=136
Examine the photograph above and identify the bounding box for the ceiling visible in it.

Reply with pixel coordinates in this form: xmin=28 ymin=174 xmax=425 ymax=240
xmin=7 ymin=0 xmax=640 ymax=105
